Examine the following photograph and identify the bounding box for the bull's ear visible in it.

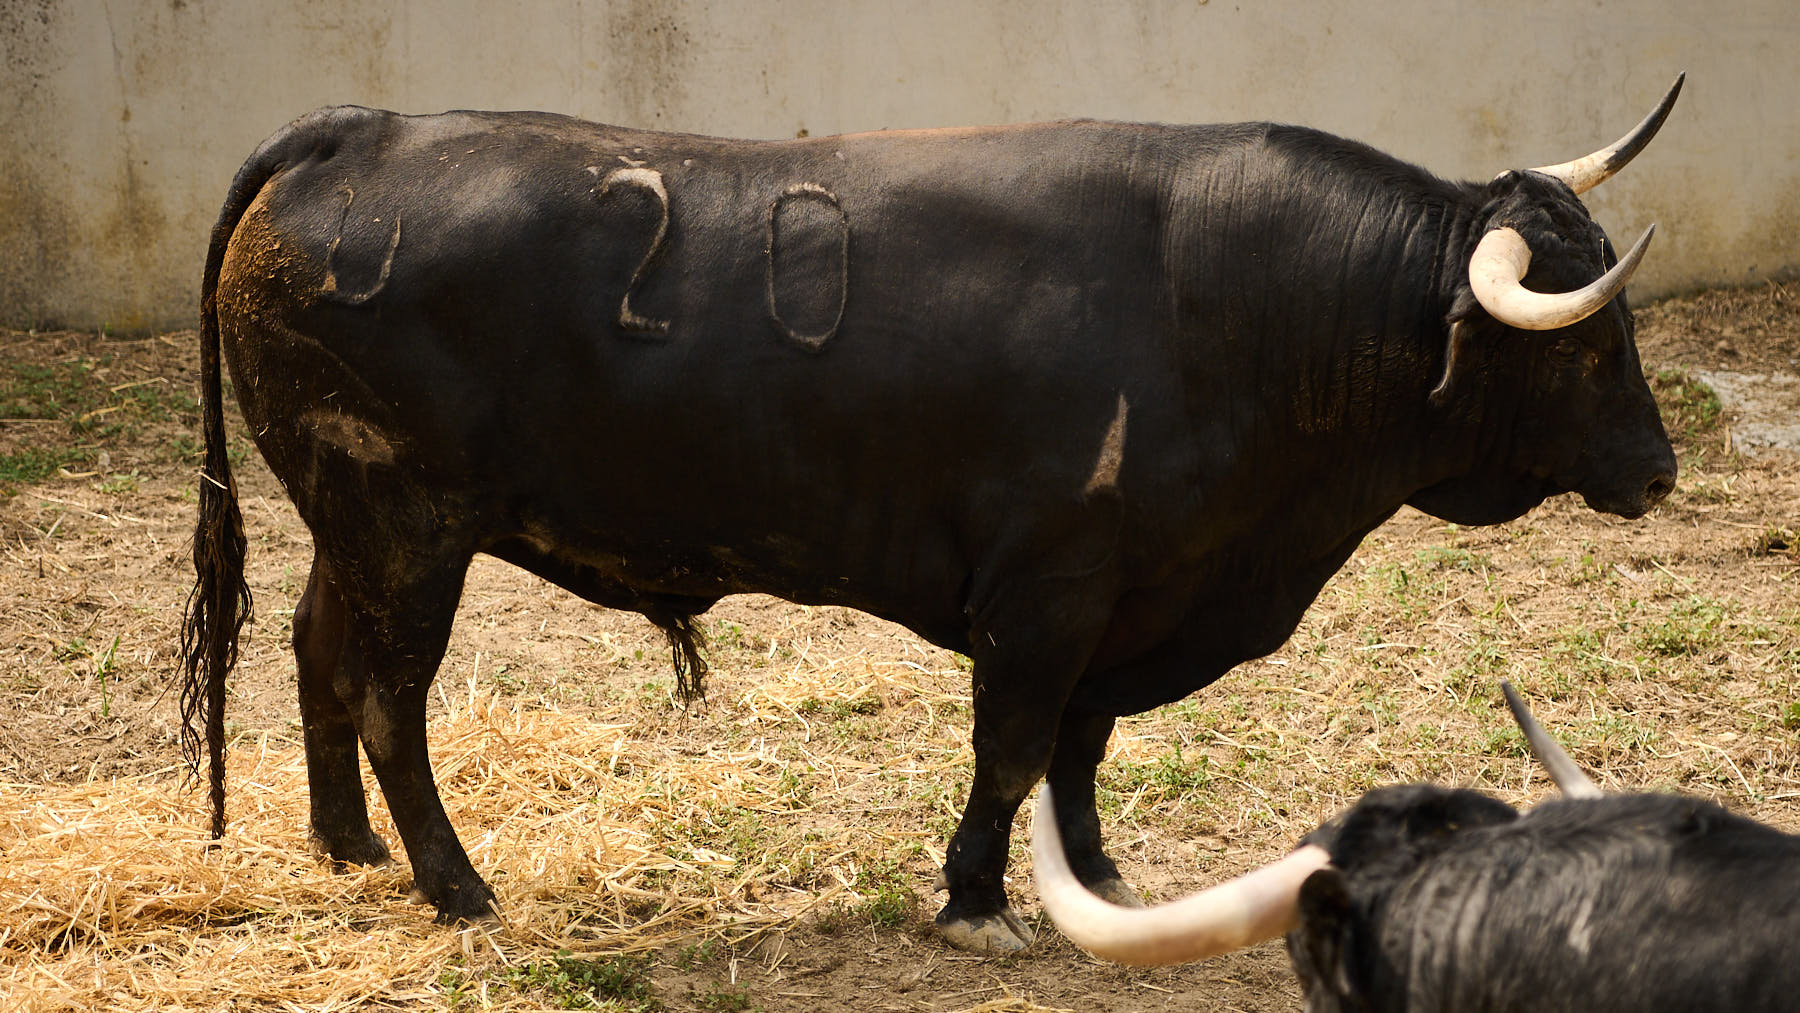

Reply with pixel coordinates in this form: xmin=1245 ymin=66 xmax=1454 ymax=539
xmin=1429 ymin=289 xmax=1486 ymax=408
xmin=1291 ymin=868 xmax=1361 ymax=1007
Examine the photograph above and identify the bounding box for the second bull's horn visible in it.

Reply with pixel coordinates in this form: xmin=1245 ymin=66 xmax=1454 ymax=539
xmin=1527 ymin=73 xmax=1685 ymax=194
xmin=1032 ymin=784 xmax=1331 ymax=966
xmin=1500 ymin=681 xmax=1603 ymax=799
xmin=1468 ymin=223 xmax=1655 ymax=331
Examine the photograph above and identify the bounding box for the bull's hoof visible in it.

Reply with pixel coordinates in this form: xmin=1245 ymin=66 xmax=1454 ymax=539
xmin=936 ymin=906 xmax=1036 ymax=954
xmin=410 ymin=882 xmax=502 ymax=927
xmin=311 ymin=831 xmax=392 ymax=870
xmin=427 ymin=897 xmax=505 ymax=929
xmin=1084 ymin=876 xmax=1145 ymax=908
xmin=435 ymin=904 xmax=505 ymax=930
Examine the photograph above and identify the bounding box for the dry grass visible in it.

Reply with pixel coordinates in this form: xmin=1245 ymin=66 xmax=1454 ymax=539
xmin=3 ymin=634 xmax=1119 ymax=1011
xmin=3 ymin=676 xmax=878 ymax=1010
xmin=2 ymin=287 xmax=1798 ymax=1011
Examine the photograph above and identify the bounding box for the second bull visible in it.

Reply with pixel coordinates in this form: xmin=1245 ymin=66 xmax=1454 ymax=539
xmin=1036 ymin=684 xmax=1800 ymax=1010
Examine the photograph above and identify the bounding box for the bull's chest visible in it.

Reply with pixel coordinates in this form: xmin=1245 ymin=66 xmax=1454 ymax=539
xmin=1072 ymin=527 xmax=1377 ymax=716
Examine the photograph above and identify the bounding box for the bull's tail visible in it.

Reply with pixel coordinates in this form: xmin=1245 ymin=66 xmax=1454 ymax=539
xmin=179 ymin=274 xmax=250 ymax=838
xmin=178 ymin=153 xmax=264 ymax=839
xmin=178 ymin=107 xmax=373 ymax=837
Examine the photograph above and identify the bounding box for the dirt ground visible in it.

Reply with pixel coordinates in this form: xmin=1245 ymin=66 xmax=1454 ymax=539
xmin=2 ymin=282 xmax=1797 ymax=1011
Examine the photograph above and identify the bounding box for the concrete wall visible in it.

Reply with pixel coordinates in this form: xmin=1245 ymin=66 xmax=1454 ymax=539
xmin=3 ymin=0 xmax=1795 ymax=331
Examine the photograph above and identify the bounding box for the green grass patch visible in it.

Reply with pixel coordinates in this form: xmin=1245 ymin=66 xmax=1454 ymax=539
xmin=673 ymin=940 xmax=718 ymax=971
xmin=1547 ymin=628 xmax=1613 ymax=685
xmin=1111 ymin=742 xmax=1214 ymax=796
xmin=852 ymin=858 xmax=918 ymax=928
xmin=1637 ymin=596 xmax=1729 ymax=657
xmin=0 ymin=360 xmax=98 ymax=419
xmin=0 ymin=355 xmax=200 ymax=493
xmin=499 ymin=951 xmax=662 ymax=1011
xmin=1415 ymin=545 xmax=1491 ymax=573
xmin=692 ymin=985 xmax=757 ymax=1012
xmin=0 ymin=358 xmax=191 ymax=434
xmin=0 ymin=445 xmax=87 ymax=488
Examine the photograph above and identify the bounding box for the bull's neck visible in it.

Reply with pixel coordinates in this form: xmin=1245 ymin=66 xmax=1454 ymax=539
xmin=1164 ymin=162 xmax=1479 ymax=533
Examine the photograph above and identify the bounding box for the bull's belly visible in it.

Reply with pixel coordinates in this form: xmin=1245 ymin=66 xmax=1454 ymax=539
xmin=487 ymin=519 xmax=976 ymax=653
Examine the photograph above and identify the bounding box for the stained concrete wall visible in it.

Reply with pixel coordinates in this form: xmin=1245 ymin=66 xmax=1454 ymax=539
xmin=3 ymin=0 xmax=1795 ymax=331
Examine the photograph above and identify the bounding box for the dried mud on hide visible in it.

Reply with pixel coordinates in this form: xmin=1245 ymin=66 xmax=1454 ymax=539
xmin=3 ymin=285 xmax=1799 ymax=1011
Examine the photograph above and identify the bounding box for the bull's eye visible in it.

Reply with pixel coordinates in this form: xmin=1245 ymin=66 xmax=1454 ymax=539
xmin=1550 ymin=336 xmax=1583 ymax=362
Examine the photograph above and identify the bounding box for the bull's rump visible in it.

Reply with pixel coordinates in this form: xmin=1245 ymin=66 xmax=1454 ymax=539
xmin=215 ymin=108 xmax=1192 ymax=634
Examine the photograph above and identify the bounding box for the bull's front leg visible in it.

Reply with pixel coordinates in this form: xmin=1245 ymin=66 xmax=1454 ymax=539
xmin=1044 ymin=709 xmax=1143 ymax=907
xmin=936 ymin=594 xmax=1105 ymax=954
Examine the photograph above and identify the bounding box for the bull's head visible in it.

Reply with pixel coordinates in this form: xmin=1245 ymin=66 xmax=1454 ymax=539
xmin=1411 ymin=75 xmax=1683 ymax=525
xmin=1030 ymin=683 xmax=1597 ymax=970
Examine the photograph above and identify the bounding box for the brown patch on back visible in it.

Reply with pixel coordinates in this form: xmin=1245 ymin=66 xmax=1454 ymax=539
xmin=216 ymin=182 xmax=323 ymax=327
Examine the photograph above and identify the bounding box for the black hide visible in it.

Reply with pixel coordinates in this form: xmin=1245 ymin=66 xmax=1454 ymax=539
xmin=186 ymin=104 xmax=1675 ymax=933
xmin=1291 ymin=786 xmax=1800 ymax=1012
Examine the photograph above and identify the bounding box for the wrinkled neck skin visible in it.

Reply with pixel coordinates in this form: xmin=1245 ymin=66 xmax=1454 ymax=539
xmin=1160 ymin=128 xmax=1507 ymax=544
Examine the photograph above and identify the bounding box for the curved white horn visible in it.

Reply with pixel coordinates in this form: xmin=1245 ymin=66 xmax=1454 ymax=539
xmin=1500 ymin=681 xmax=1602 ymax=800
xmin=1528 ymin=73 xmax=1685 ymax=194
xmin=1468 ymin=224 xmax=1654 ymax=331
xmin=1031 ymin=785 xmax=1331 ymax=966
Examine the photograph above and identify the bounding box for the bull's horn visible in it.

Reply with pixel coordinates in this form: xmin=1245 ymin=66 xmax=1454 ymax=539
xmin=1031 ymin=784 xmax=1331 ymax=966
xmin=1468 ymin=223 xmax=1654 ymax=331
xmin=1500 ymin=681 xmax=1602 ymax=799
xmin=1527 ymin=73 xmax=1685 ymax=194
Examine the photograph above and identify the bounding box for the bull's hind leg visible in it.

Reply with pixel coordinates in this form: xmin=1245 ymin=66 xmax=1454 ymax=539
xmin=327 ymin=557 xmax=495 ymax=922
xmin=294 ymin=555 xmax=390 ymax=866
xmin=1044 ymin=710 xmax=1143 ymax=907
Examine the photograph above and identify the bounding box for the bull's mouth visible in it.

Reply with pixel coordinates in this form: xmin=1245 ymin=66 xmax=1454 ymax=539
xmin=1577 ymin=466 xmax=1676 ymax=519
xmin=1580 ymin=475 xmax=1674 ymax=520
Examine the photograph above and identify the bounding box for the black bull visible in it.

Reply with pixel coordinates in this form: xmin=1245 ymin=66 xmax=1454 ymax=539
xmin=183 ymin=83 xmax=1679 ymax=951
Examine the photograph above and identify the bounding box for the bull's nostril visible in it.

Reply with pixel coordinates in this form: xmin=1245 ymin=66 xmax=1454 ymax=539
xmin=1646 ymin=475 xmax=1675 ymax=504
